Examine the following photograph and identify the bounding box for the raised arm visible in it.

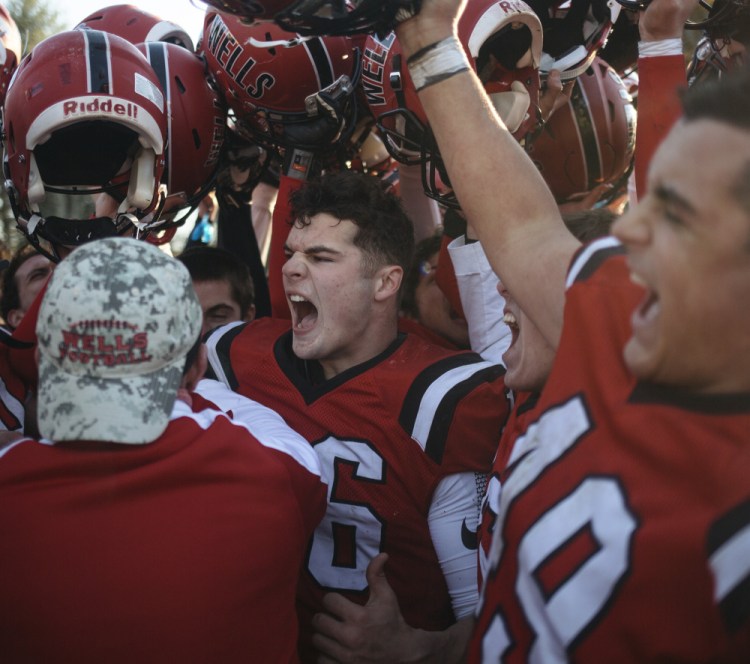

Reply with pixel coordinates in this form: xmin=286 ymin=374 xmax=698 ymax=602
xmin=633 ymin=0 xmax=697 ymax=199
xmin=395 ymin=1 xmax=580 ymax=348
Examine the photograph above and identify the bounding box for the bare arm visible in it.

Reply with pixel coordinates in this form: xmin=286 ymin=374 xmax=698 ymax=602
xmin=394 ymin=1 xmax=580 ymax=348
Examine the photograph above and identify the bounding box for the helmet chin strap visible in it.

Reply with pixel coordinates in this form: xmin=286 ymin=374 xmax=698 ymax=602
xmin=19 ymin=212 xmax=140 ymax=262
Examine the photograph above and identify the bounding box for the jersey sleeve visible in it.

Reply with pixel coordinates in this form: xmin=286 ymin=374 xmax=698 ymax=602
xmin=401 ymin=354 xmax=508 ymax=475
xmin=203 ymin=320 xmax=248 ymax=389
xmin=192 ymin=379 xmax=327 ymax=531
xmin=0 ymin=343 xmax=26 ymax=433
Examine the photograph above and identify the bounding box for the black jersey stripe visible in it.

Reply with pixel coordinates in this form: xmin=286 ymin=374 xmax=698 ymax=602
xmin=707 ymin=498 xmax=750 ymax=632
xmin=0 ymin=380 xmax=22 ymax=432
xmin=84 ymin=30 xmax=111 ymax=94
xmin=567 ymin=237 xmax=624 ymax=287
xmin=304 ymin=37 xmax=334 ymax=91
xmin=423 ymin=364 xmax=506 ymax=464
xmin=400 ymin=354 xmax=505 ymax=464
xmin=203 ymin=321 xmax=248 ymax=391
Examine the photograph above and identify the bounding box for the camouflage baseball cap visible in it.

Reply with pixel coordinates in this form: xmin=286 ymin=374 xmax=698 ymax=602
xmin=36 ymin=237 xmax=202 ymax=444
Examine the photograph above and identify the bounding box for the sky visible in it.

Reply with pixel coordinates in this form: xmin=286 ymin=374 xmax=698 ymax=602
xmin=51 ymin=0 xmax=209 ymax=48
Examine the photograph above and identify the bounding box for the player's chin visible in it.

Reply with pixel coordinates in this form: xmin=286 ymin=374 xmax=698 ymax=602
xmin=291 ymin=333 xmax=319 ymax=361
xmin=622 ymin=335 xmax=659 ymax=383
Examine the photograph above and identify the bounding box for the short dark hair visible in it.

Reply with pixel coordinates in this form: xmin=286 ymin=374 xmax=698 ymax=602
xmin=1 ymin=244 xmax=38 ymax=324
xmin=682 ymin=61 xmax=750 ymax=130
xmin=177 ymin=246 xmax=255 ymax=318
xmin=288 ymin=171 xmax=415 ymax=280
xmin=682 ymin=64 xmax=750 ymax=219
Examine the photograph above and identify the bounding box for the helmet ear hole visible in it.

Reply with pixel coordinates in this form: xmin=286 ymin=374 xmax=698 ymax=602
xmin=34 ymin=121 xmax=140 ymax=187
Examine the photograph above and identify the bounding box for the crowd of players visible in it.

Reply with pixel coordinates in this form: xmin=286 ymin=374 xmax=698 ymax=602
xmin=0 ymin=0 xmax=748 ymax=661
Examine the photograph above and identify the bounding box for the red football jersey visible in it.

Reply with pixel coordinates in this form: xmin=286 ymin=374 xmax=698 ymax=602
xmin=0 ymin=333 xmax=29 ymax=432
xmin=0 ymin=400 xmax=326 ymax=663
xmin=205 ymin=318 xmax=509 ymax=660
xmin=478 ymin=391 xmax=540 ymax=586
xmin=470 ymin=238 xmax=750 ymax=663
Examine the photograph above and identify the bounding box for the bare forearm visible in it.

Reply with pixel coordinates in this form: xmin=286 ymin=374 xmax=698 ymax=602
xmin=395 ymin=11 xmax=577 ymax=347
xmin=408 ymin=616 xmax=474 ymax=664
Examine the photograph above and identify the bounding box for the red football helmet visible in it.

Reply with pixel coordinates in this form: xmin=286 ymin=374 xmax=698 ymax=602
xmin=525 ymin=0 xmax=621 ymax=80
xmin=199 ymin=0 xmax=422 ymax=37
xmin=0 ymin=2 xmax=21 ymax=106
xmin=75 ymin=4 xmax=194 ymax=51
xmin=362 ymin=0 xmax=542 ymax=207
xmin=2 ymin=30 xmax=168 ymax=261
xmin=136 ymin=41 xmax=227 ymax=229
xmin=687 ymin=32 xmax=747 ymax=86
xmin=201 ymin=10 xmax=360 ymax=153
xmin=526 ymin=56 xmax=636 ymax=204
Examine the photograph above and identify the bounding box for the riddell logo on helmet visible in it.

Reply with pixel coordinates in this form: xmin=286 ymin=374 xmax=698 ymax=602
xmin=63 ymin=98 xmax=139 ymax=119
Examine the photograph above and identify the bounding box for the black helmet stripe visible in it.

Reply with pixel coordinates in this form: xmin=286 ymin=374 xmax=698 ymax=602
xmin=143 ymin=42 xmax=172 ymax=190
xmin=83 ymin=29 xmax=112 ymax=94
xmin=571 ymin=76 xmax=602 ymax=189
xmin=144 ymin=42 xmax=169 ymax=96
xmin=303 ymin=37 xmax=334 ymax=91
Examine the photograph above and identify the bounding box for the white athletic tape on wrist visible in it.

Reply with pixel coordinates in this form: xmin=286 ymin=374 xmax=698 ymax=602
xmin=638 ymin=38 xmax=683 ymax=59
xmin=407 ymin=36 xmax=470 ymax=93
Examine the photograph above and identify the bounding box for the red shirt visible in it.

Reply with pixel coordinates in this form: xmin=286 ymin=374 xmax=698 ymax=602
xmin=205 ymin=317 xmax=509 ymax=660
xmin=0 ymin=399 xmax=326 ymax=663
xmin=470 ymin=238 xmax=750 ymax=663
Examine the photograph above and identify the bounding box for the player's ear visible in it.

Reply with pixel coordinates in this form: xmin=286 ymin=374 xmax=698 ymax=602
xmin=373 ymin=264 xmax=403 ymax=302
xmin=7 ymin=308 xmax=25 ymax=330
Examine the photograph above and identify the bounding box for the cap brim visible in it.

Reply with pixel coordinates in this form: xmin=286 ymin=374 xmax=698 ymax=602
xmin=36 ymin=351 xmax=184 ymax=444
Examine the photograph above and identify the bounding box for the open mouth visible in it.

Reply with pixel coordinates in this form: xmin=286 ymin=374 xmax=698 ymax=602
xmin=503 ymin=310 xmax=520 ymax=346
xmin=629 ymin=272 xmax=659 ymax=331
xmin=633 ymin=288 xmax=660 ymax=329
xmin=289 ymin=294 xmax=318 ymax=331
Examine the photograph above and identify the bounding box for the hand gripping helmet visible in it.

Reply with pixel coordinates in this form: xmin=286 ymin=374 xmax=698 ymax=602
xmin=199 ymin=0 xmax=422 ymax=37
xmin=2 ymin=30 xmax=167 ymax=261
xmin=362 ymin=0 xmax=543 ymax=207
xmin=137 ymin=41 xmax=227 ymax=231
xmin=0 ymin=2 xmax=21 ymax=106
xmin=75 ymin=4 xmax=195 ymax=51
xmin=525 ymin=0 xmax=621 ymax=80
xmin=201 ymin=10 xmax=360 ymax=153
xmin=526 ymin=56 xmax=636 ymax=205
